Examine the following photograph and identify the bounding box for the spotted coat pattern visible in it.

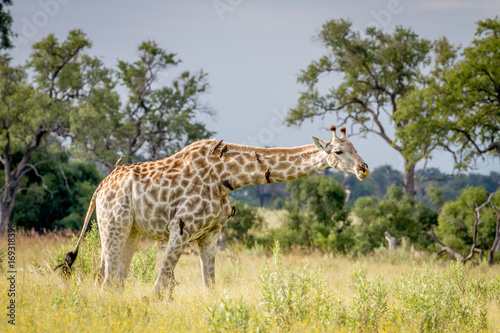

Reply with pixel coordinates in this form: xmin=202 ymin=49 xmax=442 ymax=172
xmin=70 ymin=127 xmax=369 ymax=297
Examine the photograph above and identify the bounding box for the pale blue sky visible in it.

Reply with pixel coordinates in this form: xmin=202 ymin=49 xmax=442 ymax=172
xmin=8 ymin=0 xmax=500 ymax=174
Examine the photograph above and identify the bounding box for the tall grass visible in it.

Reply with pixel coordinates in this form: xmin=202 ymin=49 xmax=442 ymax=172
xmin=1 ymin=234 xmax=500 ymax=332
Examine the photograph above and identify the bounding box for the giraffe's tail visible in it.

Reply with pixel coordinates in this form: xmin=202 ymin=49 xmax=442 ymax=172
xmin=54 ymin=156 xmax=123 ymax=277
xmin=54 ymin=184 xmax=100 ymax=277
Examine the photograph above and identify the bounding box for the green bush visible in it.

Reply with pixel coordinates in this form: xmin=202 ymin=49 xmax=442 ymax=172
xmin=351 ymin=185 xmax=438 ymax=253
xmin=207 ymin=294 xmax=251 ymax=332
xmin=436 ymin=186 xmax=499 ymax=256
xmin=275 ymin=175 xmax=352 ymax=253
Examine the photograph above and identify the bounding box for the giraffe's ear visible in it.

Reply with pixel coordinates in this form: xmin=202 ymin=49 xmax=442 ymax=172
xmin=311 ymin=136 xmax=331 ymax=153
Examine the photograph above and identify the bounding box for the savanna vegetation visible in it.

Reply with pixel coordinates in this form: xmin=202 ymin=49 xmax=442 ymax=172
xmin=1 ymin=7 xmax=500 ymax=333
xmin=1 ymin=233 xmax=500 ymax=332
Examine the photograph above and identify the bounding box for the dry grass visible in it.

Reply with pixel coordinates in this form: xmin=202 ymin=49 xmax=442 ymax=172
xmin=1 ymin=232 xmax=500 ymax=332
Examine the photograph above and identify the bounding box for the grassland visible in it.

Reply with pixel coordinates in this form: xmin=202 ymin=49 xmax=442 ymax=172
xmin=1 ymin=230 xmax=500 ymax=332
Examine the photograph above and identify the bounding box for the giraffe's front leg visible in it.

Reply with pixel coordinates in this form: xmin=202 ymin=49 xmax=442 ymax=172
xmin=198 ymin=231 xmax=220 ymax=288
xmin=198 ymin=199 xmax=233 ymax=289
xmin=153 ymin=216 xmax=191 ymax=299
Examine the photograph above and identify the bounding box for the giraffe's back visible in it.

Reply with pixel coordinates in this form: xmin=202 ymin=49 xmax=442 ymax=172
xmin=95 ymin=139 xmax=225 ymax=241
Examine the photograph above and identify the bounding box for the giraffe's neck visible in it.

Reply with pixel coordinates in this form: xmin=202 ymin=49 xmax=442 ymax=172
xmin=221 ymin=144 xmax=329 ymax=190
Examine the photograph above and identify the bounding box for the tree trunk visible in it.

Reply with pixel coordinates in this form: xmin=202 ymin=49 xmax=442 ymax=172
xmin=403 ymin=159 xmax=416 ymax=199
xmin=0 ymin=190 xmax=16 ymax=234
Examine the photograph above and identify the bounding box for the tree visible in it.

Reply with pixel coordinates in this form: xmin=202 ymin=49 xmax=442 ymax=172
xmin=12 ymin=155 xmax=102 ymax=231
xmin=102 ymin=41 xmax=214 ymax=165
xmin=0 ymin=30 xmax=116 ymax=233
xmin=397 ymin=17 xmax=499 ymax=172
xmin=434 ymin=187 xmax=499 ymax=262
xmin=447 ymin=17 xmax=500 ymax=163
xmin=0 ymin=0 xmax=13 ymax=50
xmin=1 ymin=29 xmax=215 ymax=233
xmin=287 ymin=19 xmax=455 ymax=198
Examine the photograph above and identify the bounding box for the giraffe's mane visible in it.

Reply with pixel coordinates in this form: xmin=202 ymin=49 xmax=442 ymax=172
xmin=226 ymin=143 xmax=316 ymax=154
xmin=185 ymin=139 xmax=317 ymax=155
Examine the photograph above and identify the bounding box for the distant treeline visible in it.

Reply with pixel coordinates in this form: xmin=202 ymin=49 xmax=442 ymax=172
xmin=230 ymin=165 xmax=500 ymax=208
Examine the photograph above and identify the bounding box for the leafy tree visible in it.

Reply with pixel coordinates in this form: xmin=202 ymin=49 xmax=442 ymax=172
xmin=397 ymin=17 xmax=499 ymax=172
xmin=1 ymin=30 xmax=215 ymax=233
xmin=0 ymin=0 xmax=13 ymax=50
xmin=287 ymin=19 xmax=455 ymax=198
xmin=0 ymin=29 xmax=115 ymax=233
xmin=102 ymin=40 xmax=214 ymax=165
xmin=352 ymin=185 xmax=437 ymax=253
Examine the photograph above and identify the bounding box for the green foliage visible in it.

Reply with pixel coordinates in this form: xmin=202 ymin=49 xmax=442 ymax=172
xmin=130 ymin=243 xmax=158 ymax=283
xmin=346 ymin=264 xmax=389 ymax=332
xmin=0 ymin=0 xmax=13 ymax=50
xmin=396 ymin=17 xmax=500 ymax=171
xmin=223 ymin=200 xmax=263 ymax=247
xmin=274 ymin=175 xmax=352 ymax=253
xmin=287 ymin=18 xmax=451 ymax=197
xmin=2 ymin=29 xmax=214 ymax=233
xmin=110 ymin=40 xmax=213 ymax=164
xmin=437 ymin=186 xmax=499 ymax=256
xmin=11 ymin=155 xmax=102 ymax=231
xmin=0 ymin=29 xmax=116 ymax=233
xmin=50 ymin=220 xmax=101 ymax=277
xmin=207 ymin=294 xmax=251 ymax=333
xmin=352 ymin=185 xmax=438 ymax=253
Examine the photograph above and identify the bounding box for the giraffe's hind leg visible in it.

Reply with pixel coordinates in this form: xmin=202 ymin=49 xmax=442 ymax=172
xmin=101 ymin=215 xmax=133 ymax=289
xmin=117 ymin=226 xmax=142 ymax=281
xmin=95 ymin=251 xmax=105 ymax=287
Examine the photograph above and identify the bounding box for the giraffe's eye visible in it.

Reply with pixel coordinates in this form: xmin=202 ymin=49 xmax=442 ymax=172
xmin=333 ymin=148 xmax=343 ymax=155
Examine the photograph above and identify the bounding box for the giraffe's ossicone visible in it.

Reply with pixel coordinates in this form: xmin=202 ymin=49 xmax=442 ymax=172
xmin=56 ymin=125 xmax=369 ymax=298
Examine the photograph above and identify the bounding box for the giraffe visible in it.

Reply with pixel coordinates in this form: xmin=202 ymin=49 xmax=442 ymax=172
xmin=56 ymin=125 xmax=369 ymax=297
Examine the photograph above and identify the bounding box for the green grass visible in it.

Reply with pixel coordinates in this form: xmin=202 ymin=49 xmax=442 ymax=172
xmin=1 ymin=233 xmax=500 ymax=332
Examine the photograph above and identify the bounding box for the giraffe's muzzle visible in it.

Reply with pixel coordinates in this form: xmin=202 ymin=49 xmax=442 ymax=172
xmin=356 ymin=162 xmax=370 ymax=180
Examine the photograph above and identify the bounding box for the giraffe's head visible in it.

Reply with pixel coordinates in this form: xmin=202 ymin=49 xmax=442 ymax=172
xmin=312 ymin=125 xmax=370 ymax=180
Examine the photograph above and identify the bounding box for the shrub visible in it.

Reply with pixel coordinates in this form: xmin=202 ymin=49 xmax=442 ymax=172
xmin=346 ymin=264 xmax=389 ymax=332
xmin=352 ymin=185 xmax=438 ymax=253
xmin=277 ymin=175 xmax=352 ymax=253
xmin=436 ymin=186 xmax=499 ymax=256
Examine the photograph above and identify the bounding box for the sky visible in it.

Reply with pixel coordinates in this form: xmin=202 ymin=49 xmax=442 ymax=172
xmin=7 ymin=0 xmax=500 ymax=175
